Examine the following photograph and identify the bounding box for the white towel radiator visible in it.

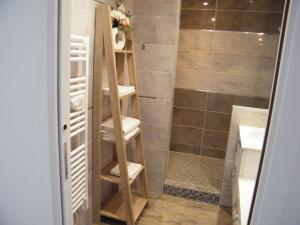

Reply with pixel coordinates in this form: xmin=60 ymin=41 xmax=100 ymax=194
xmin=69 ymin=34 xmax=89 ymax=214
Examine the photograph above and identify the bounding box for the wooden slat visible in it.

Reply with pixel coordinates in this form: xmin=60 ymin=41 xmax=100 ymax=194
xmin=100 ymin=192 xmax=148 ymax=222
xmin=92 ymin=5 xmax=105 ymax=224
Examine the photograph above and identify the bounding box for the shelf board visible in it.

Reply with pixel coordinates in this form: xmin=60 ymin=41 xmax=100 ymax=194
xmin=114 ymin=49 xmax=133 ymax=54
xmin=119 ymin=90 xmax=137 ymax=100
xmin=102 ymin=127 xmax=141 ymax=144
xmin=100 ymin=161 xmax=144 ymax=185
xmin=103 ymin=86 xmax=136 ymax=100
xmin=100 ymin=192 xmax=148 ymax=222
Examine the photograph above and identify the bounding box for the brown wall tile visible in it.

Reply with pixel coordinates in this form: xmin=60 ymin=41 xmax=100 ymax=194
xmin=215 ymin=11 xmax=243 ymax=32
xmin=205 ymin=111 xmax=231 ymax=131
xmin=201 ymin=147 xmax=226 ymax=159
xmin=217 ymin=0 xmax=285 ymax=12
xmin=182 ymin=0 xmax=217 ymax=9
xmin=242 ymin=12 xmax=282 ymax=33
xmin=207 ymin=92 xmax=269 ymax=113
xmin=171 ymin=125 xmax=203 ymax=146
xmin=180 ymin=9 xmax=216 ymax=30
xmin=173 ymin=107 xmax=205 ymax=128
xmin=170 ymin=142 xmax=201 ymax=154
xmin=215 ymin=11 xmax=282 ymax=33
xmin=203 ymin=130 xmax=228 ymax=149
xmin=174 ymin=88 xmax=207 ymax=110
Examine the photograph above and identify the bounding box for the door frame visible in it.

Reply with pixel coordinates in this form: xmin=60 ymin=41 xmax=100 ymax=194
xmin=57 ymin=0 xmax=73 ymax=224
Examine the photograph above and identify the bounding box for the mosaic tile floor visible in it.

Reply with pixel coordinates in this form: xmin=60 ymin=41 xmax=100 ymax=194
xmin=164 ymin=152 xmax=224 ymax=204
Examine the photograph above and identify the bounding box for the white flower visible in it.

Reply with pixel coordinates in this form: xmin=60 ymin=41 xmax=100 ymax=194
xmin=119 ymin=13 xmax=126 ymax=20
xmin=111 ymin=10 xmax=122 ymax=20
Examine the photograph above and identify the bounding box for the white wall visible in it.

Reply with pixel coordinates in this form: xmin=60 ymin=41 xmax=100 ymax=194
xmin=0 ymin=1 xmax=62 ymax=225
xmin=251 ymin=1 xmax=300 ymax=225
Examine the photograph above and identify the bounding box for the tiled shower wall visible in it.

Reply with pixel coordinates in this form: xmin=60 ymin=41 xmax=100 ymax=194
xmin=171 ymin=0 xmax=284 ymax=159
xmin=171 ymin=89 xmax=268 ymax=159
xmin=132 ymin=0 xmax=181 ymax=193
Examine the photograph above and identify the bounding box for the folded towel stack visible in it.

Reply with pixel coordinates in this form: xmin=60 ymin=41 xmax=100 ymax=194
xmin=103 ymin=85 xmax=135 ymax=97
xmin=101 ymin=116 xmax=141 ymax=141
xmin=110 ymin=162 xmax=143 ymax=179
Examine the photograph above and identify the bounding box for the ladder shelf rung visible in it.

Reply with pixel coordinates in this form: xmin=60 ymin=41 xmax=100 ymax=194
xmin=103 ymin=86 xmax=136 ymax=99
xmin=100 ymin=161 xmax=144 ymax=185
xmin=102 ymin=128 xmax=141 ymax=144
xmin=114 ymin=49 xmax=133 ymax=54
xmin=100 ymin=192 xmax=148 ymax=222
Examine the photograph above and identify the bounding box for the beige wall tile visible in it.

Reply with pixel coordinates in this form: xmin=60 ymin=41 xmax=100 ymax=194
xmin=133 ymin=0 xmax=181 ymax=17
xmin=137 ymin=70 xmax=174 ymax=99
xmin=222 ymin=160 xmax=234 ymax=184
xmin=133 ymin=16 xmax=179 ymax=45
xmin=208 ymin=72 xmax=272 ymax=98
xmin=178 ymin=30 xmax=213 ymax=51
xmin=225 ymin=134 xmax=238 ymax=161
xmin=147 ymin=170 xmax=165 ymax=193
xmin=175 ymin=69 xmax=210 ymax=91
xmin=135 ymin=43 xmax=177 ymax=73
xmin=142 ymin=123 xmax=171 ymax=149
xmin=211 ymin=53 xmax=240 ymax=73
xmin=145 ymin=148 xmax=168 ymax=172
xmin=239 ymin=55 xmax=276 ymax=79
xmin=211 ymin=31 xmax=243 ymax=54
xmin=242 ymin=33 xmax=280 ymax=57
xmin=139 ymin=97 xmax=173 ymax=124
xmin=177 ymin=50 xmax=211 ymax=71
xmin=219 ymin=183 xmax=232 ymax=207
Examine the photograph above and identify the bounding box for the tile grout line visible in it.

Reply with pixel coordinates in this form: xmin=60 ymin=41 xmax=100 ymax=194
xmin=200 ymin=93 xmax=208 ymax=155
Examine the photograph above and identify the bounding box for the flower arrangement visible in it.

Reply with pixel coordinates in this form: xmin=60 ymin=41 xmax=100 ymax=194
xmin=111 ymin=0 xmax=133 ymax=32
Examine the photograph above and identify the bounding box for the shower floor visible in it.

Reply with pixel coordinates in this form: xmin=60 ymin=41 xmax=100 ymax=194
xmin=163 ymin=151 xmax=224 ymax=204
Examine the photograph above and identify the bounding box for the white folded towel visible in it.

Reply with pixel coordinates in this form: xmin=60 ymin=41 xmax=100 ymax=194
xmin=103 ymin=85 xmax=135 ymax=97
xmin=101 ymin=116 xmax=140 ymax=134
xmin=110 ymin=162 xmax=143 ymax=179
xmin=102 ymin=127 xmax=140 ymax=142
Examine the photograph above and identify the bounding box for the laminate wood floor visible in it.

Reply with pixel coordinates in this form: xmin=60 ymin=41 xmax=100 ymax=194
xmin=101 ymin=193 xmax=232 ymax=225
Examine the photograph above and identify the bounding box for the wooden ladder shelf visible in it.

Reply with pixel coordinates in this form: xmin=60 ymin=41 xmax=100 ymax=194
xmin=92 ymin=4 xmax=149 ymax=225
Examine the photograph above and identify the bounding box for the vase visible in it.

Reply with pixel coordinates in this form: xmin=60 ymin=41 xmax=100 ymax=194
xmin=112 ymin=27 xmax=126 ymax=50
